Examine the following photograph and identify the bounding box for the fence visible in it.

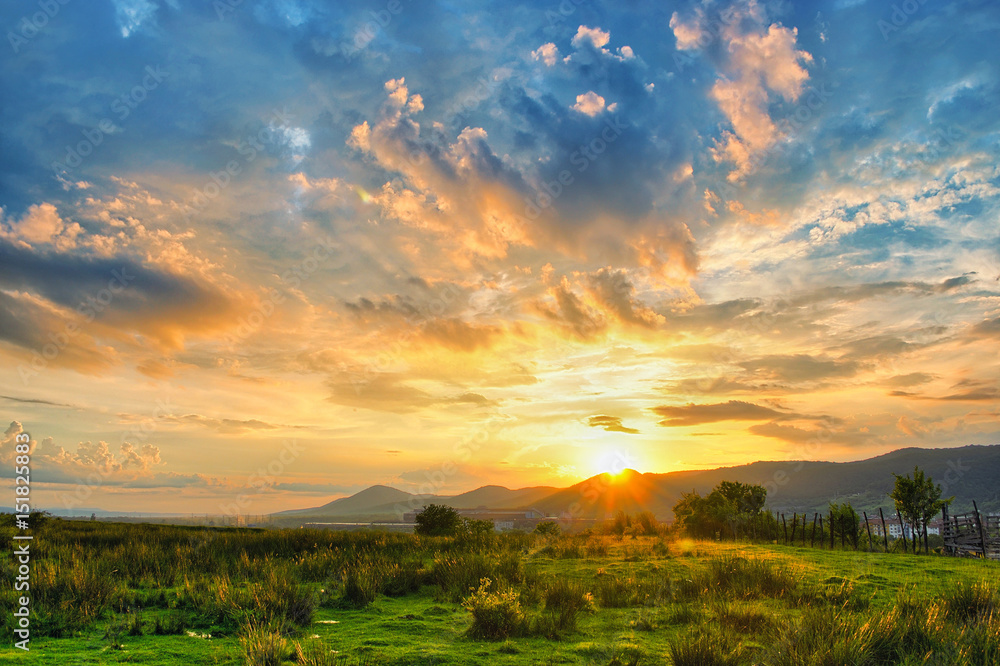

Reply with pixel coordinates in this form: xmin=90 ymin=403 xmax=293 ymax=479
xmin=942 ymin=502 xmax=1000 ymax=560
xmin=745 ymin=503 xmax=999 ymax=558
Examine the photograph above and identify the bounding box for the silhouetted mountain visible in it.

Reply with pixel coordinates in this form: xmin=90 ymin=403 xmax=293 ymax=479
xmin=275 ymin=483 xmax=556 ymax=518
xmin=531 ymin=445 xmax=1000 ymax=519
xmin=448 ymin=485 xmax=557 ymax=509
xmin=277 ymin=485 xmax=415 ymax=516
xmin=275 ymin=445 xmax=1000 ymax=521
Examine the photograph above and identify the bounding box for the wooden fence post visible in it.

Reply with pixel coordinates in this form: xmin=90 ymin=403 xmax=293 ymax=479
xmin=840 ymin=516 xmax=846 ymax=549
xmin=791 ymin=513 xmax=798 ymax=545
xmin=974 ymin=500 xmax=988 ymax=559
xmin=810 ymin=513 xmax=818 ymax=548
xmin=782 ymin=514 xmax=788 ymax=544
xmin=879 ymin=508 xmax=888 ymax=552
xmin=818 ymin=515 xmax=824 ymax=548
xmin=863 ymin=511 xmax=873 ymax=551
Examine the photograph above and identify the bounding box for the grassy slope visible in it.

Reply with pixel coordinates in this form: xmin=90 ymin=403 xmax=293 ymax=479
xmin=3 ymin=538 xmax=995 ymax=665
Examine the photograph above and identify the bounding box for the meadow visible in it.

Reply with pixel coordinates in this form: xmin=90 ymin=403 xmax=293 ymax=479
xmin=1 ymin=515 xmax=998 ymax=665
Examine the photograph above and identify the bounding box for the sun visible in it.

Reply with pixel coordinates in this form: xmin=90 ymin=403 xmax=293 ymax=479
xmin=593 ymin=449 xmax=639 ymax=479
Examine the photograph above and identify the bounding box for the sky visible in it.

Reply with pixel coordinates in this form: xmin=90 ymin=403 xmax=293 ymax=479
xmin=1 ymin=0 xmax=998 ymax=515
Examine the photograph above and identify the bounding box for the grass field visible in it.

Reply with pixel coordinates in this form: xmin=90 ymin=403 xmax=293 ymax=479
xmin=1 ymin=518 xmax=998 ymax=665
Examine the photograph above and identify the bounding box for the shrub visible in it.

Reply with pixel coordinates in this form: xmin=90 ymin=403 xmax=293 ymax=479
xmin=462 ymin=578 xmax=526 ymax=640
xmin=414 ymin=504 xmax=462 ymax=536
xmin=240 ymin=621 xmax=288 ymax=666
xmin=533 ymin=521 xmax=560 ymax=536
xmin=669 ymin=627 xmax=742 ymax=666
xmin=944 ymin=581 xmax=998 ymax=623
xmin=704 ymin=555 xmax=795 ymax=599
xmin=533 ymin=578 xmax=595 ymax=636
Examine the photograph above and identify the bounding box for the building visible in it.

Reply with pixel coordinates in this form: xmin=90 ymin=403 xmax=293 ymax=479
xmin=863 ymin=514 xmax=942 ymax=539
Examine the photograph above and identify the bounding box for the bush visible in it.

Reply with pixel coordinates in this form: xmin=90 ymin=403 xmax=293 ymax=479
xmin=533 ymin=521 xmax=560 ymax=536
xmin=704 ymin=555 xmax=796 ymax=600
xmin=533 ymin=578 xmax=594 ymax=636
xmin=669 ymin=627 xmax=742 ymax=666
xmin=240 ymin=621 xmax=288 ymax=666
xmin=462 ymin=578 xmax=525 ymax=640
xmin=944 ymin=581 xmax=998 ymax=623
xmin=414 ymin=504 xmax=462 ymax=536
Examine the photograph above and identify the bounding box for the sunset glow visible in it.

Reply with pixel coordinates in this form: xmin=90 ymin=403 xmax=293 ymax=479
xmin=1 ymin=0 xmax=998 ymax=516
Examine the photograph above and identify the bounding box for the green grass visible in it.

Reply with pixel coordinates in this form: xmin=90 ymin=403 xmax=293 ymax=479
xmin=0 ymin=518 xmax=997 ymax=664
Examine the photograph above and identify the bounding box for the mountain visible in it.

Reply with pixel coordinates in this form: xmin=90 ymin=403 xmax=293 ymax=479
xmin=275 ymin=483 xmax=557 ymax=519
xmin=447 ymin=485 xmax=557 ymax=509
xmin=273 ymin=444 xmax=1000 ymax=522
xmin=530 ymin=445 xmax=1000 ymax=519
xmin=278 ymin=485 xmax=415 ymax=516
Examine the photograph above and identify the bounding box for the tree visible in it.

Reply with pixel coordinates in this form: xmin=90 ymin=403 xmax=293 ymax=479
xmin=890 ymin=466 xmax=951 ymax=554
xmin=672 ymin=482 xmax=768 ymax=539
xmin=414 ymin=504 xmax=462 ymax=536
xmin=828 ymin=502 xmax=860 ymax=548
xmin=533 ymin=521 xmax=560 ymax=537
xmin=716 ymin=481 xmax=767 ymax=514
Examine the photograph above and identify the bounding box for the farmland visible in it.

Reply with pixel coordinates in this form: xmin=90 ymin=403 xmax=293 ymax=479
xmin=1 ymin=516 xmax=998 ymax=665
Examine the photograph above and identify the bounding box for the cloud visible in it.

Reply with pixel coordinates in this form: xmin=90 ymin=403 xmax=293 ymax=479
xmin=571 ymin=26 xmax=610 ymax=50
xmin=672 ymin=5 xmax=812 ymax=179
xmin=738 ymin=354 xmax=859 ymax=383
xmin=1 ymin=203 xmax=82 ymax=249
xmin=0 ymin=237 xmax=242 ymax=351
xmin=156 ymin=414 xmax=304 ymax=434
xmin=571 ymin=91 xmax=607 ymax=117
xmin=970 ymin=317 xmax=1000 ymax=338
xmin=1 ymin=421 xmax=162 ymax=483
xmin=587 ymin=415 xmax=639 ymax=434
xmin=653 ymin=400 xmax=784 ymax=427
xmin=421 ymin=318 xmax=501 ymax=352
xmin=586 ymin=268 xmax=662 ymax=328
xmin=534 ymin=276 xmax=605 ymax=341
xmin=531 ymin=43 xmax=559 ymax=67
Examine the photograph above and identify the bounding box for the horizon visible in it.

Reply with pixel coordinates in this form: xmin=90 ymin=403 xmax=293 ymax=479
xmin=2 ymin=0 xmax=1000 ymax=515
xmin=23 ymin=442 xmax=998 ymax=517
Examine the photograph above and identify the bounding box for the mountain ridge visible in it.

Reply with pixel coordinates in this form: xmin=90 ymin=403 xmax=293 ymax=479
xmin=276 ymin=444 xmax=1000 ymax=521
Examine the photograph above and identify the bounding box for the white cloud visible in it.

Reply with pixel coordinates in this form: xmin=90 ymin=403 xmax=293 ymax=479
xmin=1 ymin=202 xmax=82 ymax=249
xmin=113 ymin=0 xmax=158 ymax=38
xmin=571 ymin=25 xmax=610 ymax=50
xmin=571 ymin=91 xmax=607 ymax=116
xmin=531 ymin=43 xmax=559 ymax=66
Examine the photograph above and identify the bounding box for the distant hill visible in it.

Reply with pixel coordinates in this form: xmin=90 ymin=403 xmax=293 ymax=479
xmin=447 ymin=485 xmax=557 ymax=509
xmin=530 ymin=445 xmax=1000 ymax=519
xmin=275 ymin=444 xmax=999 ymax=523
xmin=274 ymin=483 xmax=557 ymax=520
xmin=278 ymin=485 xmax=414 ymax=516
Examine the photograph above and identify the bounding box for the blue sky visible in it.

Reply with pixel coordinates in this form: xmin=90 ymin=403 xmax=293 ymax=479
xmin=1 ymin=0 xmax=998 ymax=513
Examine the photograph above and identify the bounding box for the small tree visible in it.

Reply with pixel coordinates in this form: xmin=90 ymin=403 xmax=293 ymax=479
xmin=828 ymin=502 xmax=860 ymax=548
xmin=414 ymin=504 xmax=462 ymax=536
xmin=533 ymin=521 xmax=560 ymax=537
xmin=890 ymin=466 xmax=951 ymax=554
